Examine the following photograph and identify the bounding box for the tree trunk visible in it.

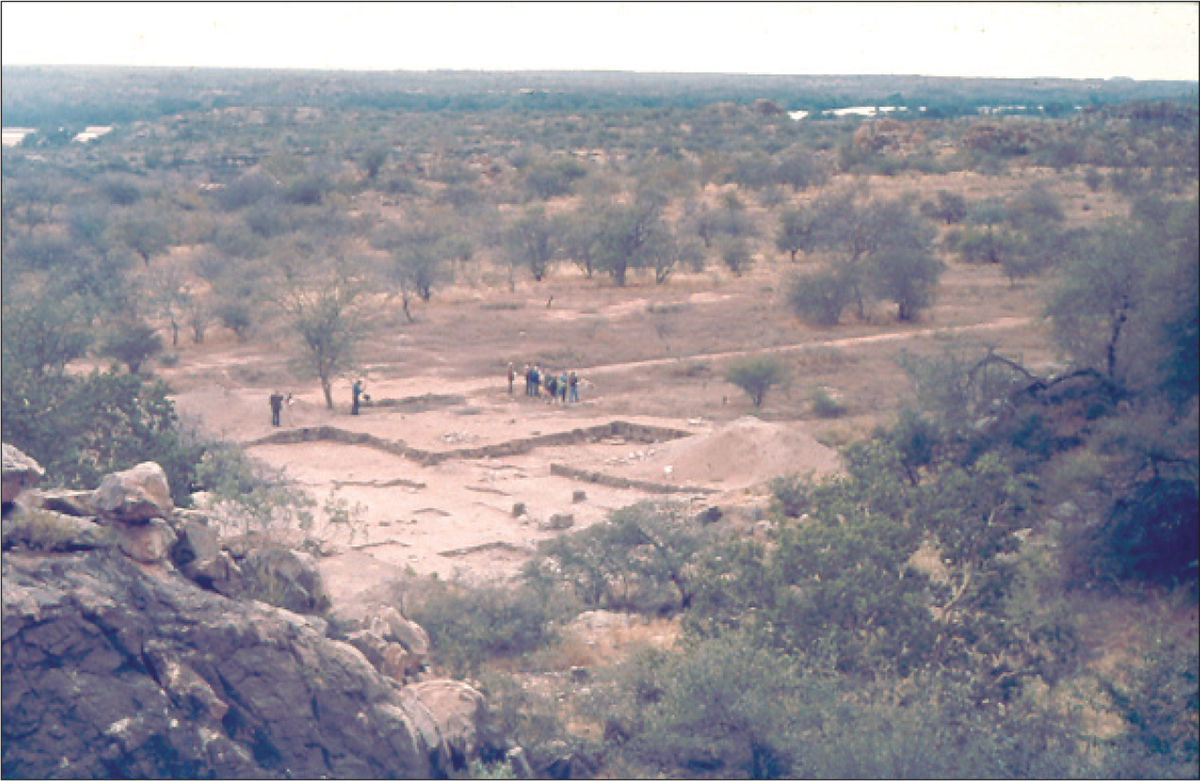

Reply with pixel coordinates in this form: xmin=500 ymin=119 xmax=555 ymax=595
xmin=321 ymin=377 xmax=334 ymax=410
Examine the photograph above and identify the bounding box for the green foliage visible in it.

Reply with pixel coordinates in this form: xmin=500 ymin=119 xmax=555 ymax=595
xmin=631 ymin=632 xmax=816 ymax=778
xmin=774 ymin=207 xmax=816 ymax=261
xmin=532 ymin=502 xmax=713 ymax=613
xmin=1097 ymin=627 xmax=1200 ymax=778
xmin=808 ymin=386 xmax=846 ymax=418
xmin=787 ymin=267 xmax=856 ymax=326
xmin=407 ymin=578 xmax=561 ymax=677
xmin=100 ymin=319 xmax=164 ymax=374
xmin=867 ymin=246 xmax=944 ymax=321
xmin=1 ymin=369 xmax=203 ymax=503
xmin=724 ymin=355 xmax=788 ymax=408
xmin=193 ymin=441 xmax=315 ymax=538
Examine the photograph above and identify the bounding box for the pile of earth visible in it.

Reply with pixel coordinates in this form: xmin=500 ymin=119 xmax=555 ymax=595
xmin=627 ymin=416 xmax=841 ymax=489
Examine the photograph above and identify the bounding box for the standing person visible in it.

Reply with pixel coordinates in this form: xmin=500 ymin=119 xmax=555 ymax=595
xmin=524 ymin=364 xmax=533 ymax=396
xmin=559 ymin=371 xmax=569 ymax=403
xmin=284 ymin=392 xmax=295 ymax=427
xmin=507 ymin=362 xmax=516 ymax=395
xmin=531 ymin=365 xmax=541 ymax=398
xmin=568 ymin=371 xmax=580 ymax=403
xmin=351 ymin=379 xmax=363 ymax=416
xmin=269 ymin=391 xmax=284 ymax=426
xmin=545 ymin=372 xmax=558 ymax=403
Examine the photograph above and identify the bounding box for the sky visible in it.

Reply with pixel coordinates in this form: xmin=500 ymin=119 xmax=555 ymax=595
xmin=2 ymin=2 xmax=1198 ymax=82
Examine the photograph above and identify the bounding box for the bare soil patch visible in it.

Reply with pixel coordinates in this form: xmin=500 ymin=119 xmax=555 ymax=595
xmin=164 ymin=248 xmax=1055 ymax=608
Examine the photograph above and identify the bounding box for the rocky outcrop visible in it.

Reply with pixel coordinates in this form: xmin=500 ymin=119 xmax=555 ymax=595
xmin=1 ymin=445 xmax=511 ymax=779
xmin=2 ymin=548 xmax=433 ymax=779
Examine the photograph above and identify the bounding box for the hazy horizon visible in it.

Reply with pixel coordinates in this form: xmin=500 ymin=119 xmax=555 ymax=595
xmin=3 ymin=3 xmax=1198 ymax=82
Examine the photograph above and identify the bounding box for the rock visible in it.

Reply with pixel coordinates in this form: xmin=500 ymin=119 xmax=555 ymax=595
xmin=540 ymin=513 xmax=575 ymax=531
xmin=169 ymin=512 xmax=222 ymax=577
xmin=118 ymin=517 xmax=177 ymax=563
xmin=572 ymin=490 xmax=587 ymax=503
xmin=696 ymin=506 xmax=723 ymax=524
xmin=2 ymin=547 xmax=435 ymax=778
xmin=2 ymin=443 xmax=44 ymax=507
xmin=378 ymin=605 xmax=431 ymax=659
xmin=240 ymin=546 xmax=331 ymax=615
xmin=401 ymin=679 xmax=506 ymax=774
xmin=188 ymin=551 xmax=246 ymax=599
xmin=93 ymin=462 xmax=173 ymax=523
xmin=1 ymin=507 xmax=116 ymax=552
xmin=35 ymin=489 xmax=96 ymax=517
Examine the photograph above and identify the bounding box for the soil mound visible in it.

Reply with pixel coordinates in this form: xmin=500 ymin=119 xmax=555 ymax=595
xmin=631 ymin=416 xmax=840 ymax=489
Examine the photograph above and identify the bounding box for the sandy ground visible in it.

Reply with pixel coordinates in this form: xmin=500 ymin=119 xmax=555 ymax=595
xmin=165 ymin=255 xmax=1054 ymax=605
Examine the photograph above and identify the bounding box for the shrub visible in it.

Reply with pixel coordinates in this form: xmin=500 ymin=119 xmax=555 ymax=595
xmin=787 ymin=268 xmax=854 ymax=326
xmin=407 ymin=578 xmax=562 ymax=677
xmin=725 ymin=356 xmax=788 ymax=408
xmin=809 ymin=386 xmax=846 ymax=418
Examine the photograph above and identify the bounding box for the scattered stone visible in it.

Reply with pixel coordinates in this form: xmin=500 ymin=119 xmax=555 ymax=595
xmin=572 ymin=490 xmax=588 ymax=503
xmin=512 ymin=502 xmax=527 ymax=518
xmin=540 ymin=513 xmax=575 ymax=531
xmin=696 ymin=506 xmax=724 ymax=524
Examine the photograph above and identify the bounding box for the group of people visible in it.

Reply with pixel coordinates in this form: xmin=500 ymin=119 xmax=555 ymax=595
xmin=508 ymin=363 xmax=581 ymax=404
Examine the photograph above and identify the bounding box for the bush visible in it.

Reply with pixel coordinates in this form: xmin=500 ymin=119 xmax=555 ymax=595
xmin=725 ymin=356 xmax=788 ymax=408
xmin=407 ymin=578 xmax=562 ymax=677
xmin=809 ymin=386 xmax=846 ymax=418
xmin=787 ymin=268 xmax=855 ymax=326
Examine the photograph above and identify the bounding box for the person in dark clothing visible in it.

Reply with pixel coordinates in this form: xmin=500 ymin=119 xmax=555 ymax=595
xmin=568 ymin=372 xmax=580 ymax=403
xmin=351 ymin=379 xmax=364 ymax=415
xmin=269 ymin=391 xmax=284 ymax=426
xmin=508 ymin=362 xmax=516 ymax=394
xmin=545 ymin=373 xmax=558 ymax=403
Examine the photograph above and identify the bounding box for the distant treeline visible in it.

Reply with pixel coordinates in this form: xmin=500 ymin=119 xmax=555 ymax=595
xmin=3 ymin=65 xmax=1197 ymax=128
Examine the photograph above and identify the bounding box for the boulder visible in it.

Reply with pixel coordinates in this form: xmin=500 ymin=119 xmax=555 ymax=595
xmin=240 ymin=546 xmax=331 ymax=615
xmin=118 ymin=517 xmax=177 ymax=563
xmin=93 ymin=462 xmax=173 ymax=523
xmin=169 ymin=512 xmax=222 ymax=576
xmin=2 ymin=547 xmax=435 ymax=779
xmin=2 ymin=443 xmax=44 ymax=507
xmin=377 ymin=604 xmax=431 ymax=659
xmin=401 ymin=679 xmax=506 ymax=774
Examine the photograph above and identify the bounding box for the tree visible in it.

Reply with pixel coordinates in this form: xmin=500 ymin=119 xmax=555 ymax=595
xmin=594 ymin=190 xmax=666 ymax=287
xmin=809 ymin=188 xmax=934 ymax=320
xmin=505 ymin=206 xmax=558 ymax=283
xmin=773 ymin=146 xmax=828 ymax=191
xmin=925 ymin=190 xmax=969 ymax=225
xmin=1046 ymin=220 xmax=1151 ymax=382
xmin=787 ymin=267 xmax=856 ymax=327
xmin=276 ymin=257 xmax=366 ymax=409
xmin=360 ymin=145 xmax=390 ymax=181
xmin=868 ymin=247 xmax=944 ymax=321
xmin=718 ymin=238 xmax=753 ymax=277
xmin=725 ymin=356 xmax=788 ymax=408
xmin=1 ymin=287 xmax=92 ymax=377
xmin=116 ymin=212 xmax=172 ymax=266
xmin=100 ymin=319 xmax=163 ymax=374
xmin=774 ymin=207 xmax=816 ymax=262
